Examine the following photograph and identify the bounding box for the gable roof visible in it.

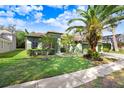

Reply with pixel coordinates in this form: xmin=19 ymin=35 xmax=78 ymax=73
xmin=46 ymin=31 xmax=63 ymax=35
xmin=26 ymin=32 xmax=44 ymax=37
xmin=103 ymin=34 xmax=122 ymax=38
xmin=0 ymin=30 xmax=13 ymax=41
xmin=26 ymin=31 xmax=63 ymax=38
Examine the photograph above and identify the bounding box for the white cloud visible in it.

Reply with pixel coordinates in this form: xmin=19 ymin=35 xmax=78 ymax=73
xmin=0 ymin=17 xmax=26 ymax=27
xmin=0 ymin=11 xmax=15 ymax=17
xmin=77 ymin=5 xmax=86 ymax=11
xmin=30 ymin=5 xmax=43 ymax=11
xmin=7 ymin=18 xmax=26 ymax=26
xmin=11 ymin=5 xmax=43 ymax=16
xmin=47 ymin=5 xmax=63 ymax=9
xmin=42 ymin=9 xmax=84 ymax=30
xmin=47 ymin=5 xmax=69 ymax=9
xmin=13 ymin=6 xmax=32 ymax=16
xmin=43 ymin=18 xmax=64 ymax=28
xmin=34 ymin=12 xmax=43 ymax=23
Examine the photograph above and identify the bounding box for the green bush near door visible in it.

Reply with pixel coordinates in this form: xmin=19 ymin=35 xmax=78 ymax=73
xmin=102 ymin=43 xmax=111 ymax=52
xmin=27 ymin=49 xmax=55 ymax=56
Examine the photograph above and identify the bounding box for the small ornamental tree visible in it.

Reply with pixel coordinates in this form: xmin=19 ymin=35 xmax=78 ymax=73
xmin=61 ymin=34 xmax=76 ymax=53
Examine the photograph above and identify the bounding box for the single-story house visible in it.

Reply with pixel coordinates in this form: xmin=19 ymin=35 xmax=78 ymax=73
xmin=25 ymin=31 xmax=63 ymax=54
xmin=102 ymin=34 xmax=124 ymax=50
xmin=102 ymin=34 xmax=124 ymax=43
xmin=0 ymin=30 xmax=16 ymax=53
xmin=25 ymin=31 xmax=103 ymax=54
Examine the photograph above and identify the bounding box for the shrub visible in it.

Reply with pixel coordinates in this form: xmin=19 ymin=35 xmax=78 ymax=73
xmin=83 ymin=49 xmax=102 ymax=61
xmin=118 ymin=42 xmax=124 ymax=48
xmin=91 ymin=51 xmax=100 ymax=60
xmin=103 ymin=43 xmax=111 ymax=52
xmin=27 ymin=48 xmax=55 ymax=56
xmin=103 ymin=48 xmax=110 ymax=52
xmin=27 ymin=49 xmax=44 ymax=56
xmin=48 ymin=48 xmax=55 ymax=55
xmin=61 ymin=48 xmax=66 ymax=52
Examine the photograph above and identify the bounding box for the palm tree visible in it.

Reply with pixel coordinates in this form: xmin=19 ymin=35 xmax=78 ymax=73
xmin=66 ymin=5 xmax=124 ymax=52
xmin=110 ymin=23 xmax=119 ymax=51
xmin=25 ymin=29 xmax=29 ymax=35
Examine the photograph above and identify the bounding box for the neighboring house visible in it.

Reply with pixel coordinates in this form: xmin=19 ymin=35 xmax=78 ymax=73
xmin=102 ymin=34 xmax=124 ymax=43
xmin=102 ymin=34 xmax=124 ymax=50
xmin=0 ymin=30 xmax=16 ymax=53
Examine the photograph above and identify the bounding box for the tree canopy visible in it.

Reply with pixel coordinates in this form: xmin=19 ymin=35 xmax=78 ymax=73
xmin=66 ymin=5 xmax=124 ymax=51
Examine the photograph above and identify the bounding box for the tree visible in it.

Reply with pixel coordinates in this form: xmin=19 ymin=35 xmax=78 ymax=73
xmin=25 ymin=29 xmax=29 ymax=35
xmin=16 ymin=31 xmax=26 ymax=48
xmin=40 ymin=35 xmax=56 ymax=55
xmin=110 ymin=23 xmax=119 ymax=51
xmin=66 ymin=5 xmax=124 ymax=52
xmin=61 ymin=34 xmax=75 ymax=53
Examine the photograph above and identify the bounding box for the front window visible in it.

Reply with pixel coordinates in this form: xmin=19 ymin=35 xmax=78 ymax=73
xmin=32 ymin=41 xmax=38 ymax=49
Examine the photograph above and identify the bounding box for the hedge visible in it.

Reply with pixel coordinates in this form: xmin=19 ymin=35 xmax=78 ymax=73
xmin=118 ymin=42 xmax=124 ymax=48
xmin=27 ymin=48 xmax=55 ymax=56
xmin=102 ymin=43 xmax=111 ymax=52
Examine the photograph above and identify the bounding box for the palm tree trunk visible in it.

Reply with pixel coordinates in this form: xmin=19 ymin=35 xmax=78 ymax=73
xmin=88 ymin=31 xmax=97 ymax=52
xmin=112 ymin=28 xmax=119 ymax=51
xmin=91 ymin=44 xmax=97 ymax=52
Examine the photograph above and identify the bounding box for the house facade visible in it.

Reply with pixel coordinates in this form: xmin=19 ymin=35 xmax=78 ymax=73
xmin=102 ymin=34 xmax=124 ymax=50
xmin=25 ymin=31 xmax=102 ymax=54
xmin=25 ymin=32 xmax=43 ymax=49
xmin=0 ymin=30 xmax=16 ymax=53
xmin=25 ymin=31 xmax=62 ymax=53
xmin=102 ymin=34 xmax=124 ymax=43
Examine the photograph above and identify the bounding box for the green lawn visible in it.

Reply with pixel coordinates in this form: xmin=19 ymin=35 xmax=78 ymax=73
xmin=109 ymin=49 xmax=124 ymax=54
xmin=78 ymin=69 xmax=124 ymax=88
xmin=0 ymin=49 xmax=92 ymax=87
xmin=0 ymin=49 xmax=28 ymax=59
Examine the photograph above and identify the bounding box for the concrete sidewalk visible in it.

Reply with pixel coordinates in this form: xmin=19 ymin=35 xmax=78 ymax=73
xmin=7 ymin=58 xmax=124 ymax=88
xmin=102 ymin=52 xmax=124 ymax=59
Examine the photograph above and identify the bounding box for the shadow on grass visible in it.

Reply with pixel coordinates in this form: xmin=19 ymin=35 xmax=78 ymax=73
xmin=0 ymin=49 xmax=24 ymax=58
xmin=0 ymin=56 xmax=93 ymax=87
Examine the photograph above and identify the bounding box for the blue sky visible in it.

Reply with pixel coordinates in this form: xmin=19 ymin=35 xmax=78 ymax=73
xmin=0 ymin=5 xmax=123 ymax=35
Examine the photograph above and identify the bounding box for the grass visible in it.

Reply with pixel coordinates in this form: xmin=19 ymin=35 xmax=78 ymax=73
xmin=0 ymin=49 xmax=28 ymax=59
xmin=0 ymin=49 xmax=93 ymax=87
xmin=78 ymin=69 xmax=124 ymax=88
xmin=109 ymin=49 xmax=124 ymax=54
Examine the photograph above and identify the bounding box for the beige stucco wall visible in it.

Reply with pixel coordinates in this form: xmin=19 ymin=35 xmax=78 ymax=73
xmin=0 ymin=34 xmax=16 ymax=53
xmin=25 ymin=38 xmax=32 ymax=49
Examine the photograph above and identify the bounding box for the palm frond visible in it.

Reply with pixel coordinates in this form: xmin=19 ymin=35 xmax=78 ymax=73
xmin=67 ymin=18 xmax=87 ymax=25
xmin=99 ymin=5 xmax=116 ymax=21
xmin=103 ymin=15 xmax=124 ymax=26
xmin=111 ymin=5 xmax=124 ymax=14
xmin=66 ymin=26 xmax=85 ymax=32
